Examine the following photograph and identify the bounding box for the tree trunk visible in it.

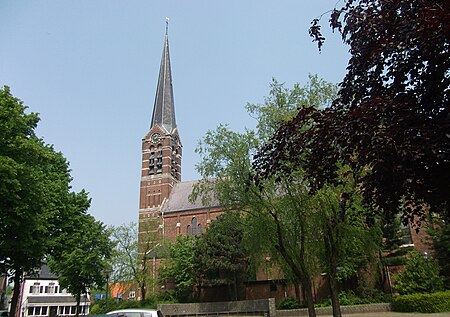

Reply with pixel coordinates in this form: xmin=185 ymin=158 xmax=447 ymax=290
xmin=324 ymin=221 xmax=341 ymax=317
xmin=140 ymin=283 xmax=146 ymax=303
xmin=294 ymin=281 xmax=301 ymax=304
xmin=301 ymin=277 xmax=316 ymax=317
xmin=328 ymin=273 xmax=341 ymax=317
xmin=272 ymin=211 xmax=316 ymax=317
xmin=10 ymin=269 xmax=22 ymax=317
xmin=75 ymin=293 xmax=81 ymax=317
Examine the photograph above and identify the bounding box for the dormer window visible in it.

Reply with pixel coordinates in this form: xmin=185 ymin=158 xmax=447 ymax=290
xmin=30 ymin=282 xmax=41 ymax=294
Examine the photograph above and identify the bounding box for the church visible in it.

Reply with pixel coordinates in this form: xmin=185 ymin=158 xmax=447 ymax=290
xmin=136 ymin=25 xmax=297 ymax=302
xmin=137 ymin=25 xmax=223 ymax=245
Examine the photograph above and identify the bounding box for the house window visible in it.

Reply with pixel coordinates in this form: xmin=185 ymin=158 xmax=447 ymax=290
xmin=129 ymin=290 xmax=136 ymax=299
xmin=30 ymin=283 xmax=41 ymax=294
xmin=28 ymin=308 xmax=34 ymax=316
xmin=45 ymin=283 xmax=56 ymax=294
xmin=41 ymin=307 xmax=48 ymax=315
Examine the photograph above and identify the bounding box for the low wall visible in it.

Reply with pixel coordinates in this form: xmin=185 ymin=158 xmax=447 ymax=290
xmin=277 ymin=303 xmax=392 ymax=316
xmin=158 ymin=299 xmax=276 ymax=317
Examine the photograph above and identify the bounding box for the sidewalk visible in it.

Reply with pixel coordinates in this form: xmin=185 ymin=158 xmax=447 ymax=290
xmin=326 ymin=313 xmax=450 ymax=317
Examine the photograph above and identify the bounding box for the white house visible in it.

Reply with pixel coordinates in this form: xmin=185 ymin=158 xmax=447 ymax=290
xmin=18 ymin=266 xmax=90 ymax=317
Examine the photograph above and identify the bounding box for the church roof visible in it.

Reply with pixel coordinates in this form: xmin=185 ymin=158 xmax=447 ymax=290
xmin=150 ymin=22 xmax=177 ymax=134
xmin=161 ymin=180 xmax=220 ymax=214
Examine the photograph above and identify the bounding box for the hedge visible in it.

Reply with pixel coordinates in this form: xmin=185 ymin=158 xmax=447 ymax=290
xmin=392 ymin=290 xmax=450 ymax=313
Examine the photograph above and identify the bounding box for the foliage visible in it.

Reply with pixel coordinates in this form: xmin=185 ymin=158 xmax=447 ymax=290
xmin=315 ymin=290 xmax=389 ymax=307
xmin=391 ymin=290 xmax=450 ymax=313
xmin=277 ymin=297 xmax=301 ymax=310
xmin=246 ymin=74 xmax=337 ymax=142
xmin=194 ymin=212 xmax=248 ymax=301
xmin=0 ymin=86 xmax=95 ymax=317
xmin=394 ymin=249 xmax=444 ymax=295
xmin=135 ymin=219 xmax=166 ymax=303
xmin=109 ymin=222 xmax=138 ymax=283
xmin=89 ymin=294 xmax=165 ymax=314
xmin=49 ymin=213 xmax=114 ymax=316
xmin=382 ymin=215 xmax=403 ymax=250
xmin=158 ymin=236 xmax=196 ymax=302
xmin=382 ymin=256 xmax=405 ymax=267
xmin=193 ymin=121 xmax=321 ymax=316
xmin=256 ymin=0 xmax=449 ymax=226
xmin=109 ymin=222 xmax=165 ymax=303
xmin=427 ymin=221 xmax=450 ymax=288
xmin=193 ymin=77 xmax=386 ymax=317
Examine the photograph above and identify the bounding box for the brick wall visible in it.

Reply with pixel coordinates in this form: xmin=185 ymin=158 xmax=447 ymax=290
xmin=163 ymin=207 xmax=223 ymax=242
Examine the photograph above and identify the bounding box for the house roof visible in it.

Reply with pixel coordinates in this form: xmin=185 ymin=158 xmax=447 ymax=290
xmin=27 ymin=295 xmax=89 ymax=304
xmin=26 ymin=265 xmax=58 ymax=280
xmin=161 ymin=180 xmax=220 ymax=214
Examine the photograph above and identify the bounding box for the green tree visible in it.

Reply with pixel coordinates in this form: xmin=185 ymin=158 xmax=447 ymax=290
xmin=394 ymin=249 xmax=444 ymax=295
xmin=194 ymin=212 xmax=248 ymax=301
xmin=246 ymin=74 xmax=337 ymax=142
xmin=427 ymin=221 xmax=450 ymax=288
xmin=109 ymin=222 xmax=138 ymax=283
xmin=0 ymin=86 xmax=88 ymax=317
xmin=159 ymin=236 xmax=196 ymax=302
xmin=109 ymin=221 xmax=161 ymax=304
xmin=49 ymin=214 xmax=114 ymax=316
xmin=194 ymin=77 xmax=381 ymax=317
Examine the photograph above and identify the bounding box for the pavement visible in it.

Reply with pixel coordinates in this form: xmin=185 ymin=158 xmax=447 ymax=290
xmin=321 ymin=313 xmax=450 ymax=317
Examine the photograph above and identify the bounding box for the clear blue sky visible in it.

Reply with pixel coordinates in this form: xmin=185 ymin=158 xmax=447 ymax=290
xmin=0 ymin=1 xmax=349 ymax=227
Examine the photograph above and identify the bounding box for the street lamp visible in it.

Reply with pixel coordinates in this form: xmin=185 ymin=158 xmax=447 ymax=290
xmin=423 ymin=252 xmax=435 ymax=293
xmin=103 ymin=270 xmax=113 ymax=310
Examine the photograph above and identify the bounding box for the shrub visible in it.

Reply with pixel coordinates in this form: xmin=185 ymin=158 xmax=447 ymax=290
xmin=394 ymin=249 xmax=444 ymax=294
xmin=277 ymin=296 xmax=301 ymax=309
xmin=315 ymin=289 xmax=389 ymax=308
xmin=382 ymin=255 xmax=405 ymax=266
xmin=392 ymin=290 xmax=450 ymax=313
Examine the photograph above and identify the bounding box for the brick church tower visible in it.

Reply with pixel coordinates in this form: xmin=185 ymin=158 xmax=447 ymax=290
xmin=139 ymin=23 xmax=182 ymax=245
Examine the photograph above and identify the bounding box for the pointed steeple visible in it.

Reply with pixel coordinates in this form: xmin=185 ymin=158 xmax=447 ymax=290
xmin=151 ymin=19 xmax=177 ymax=134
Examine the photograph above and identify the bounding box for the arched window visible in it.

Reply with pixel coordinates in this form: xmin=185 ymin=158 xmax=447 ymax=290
xmin=187 ymin=225 xmax=191 ymax=237
xmin=192 ymin=217 xmax=197 ymax=236
xmin=198 ymin=224 xmax=202 ymax=235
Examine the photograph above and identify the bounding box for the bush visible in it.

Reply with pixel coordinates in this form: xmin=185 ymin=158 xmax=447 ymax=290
xmin=382 ymin=255 xmax=406 ymax=266
xmin=89 ymin=295 xmax=161 ymax=315
xmin=394 ymin=249 xmax=444 ymax=294
xmin=392 ymin=290 xmax=450 ymax=313
xmin=277 ymin=296 xmax=301 ymax=309
xmin=315 ymin=290 xmax=389 ymax=308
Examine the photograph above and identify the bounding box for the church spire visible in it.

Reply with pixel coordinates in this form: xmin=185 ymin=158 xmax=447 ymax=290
xmin=151 ymin=19 xmax=177 ymax=134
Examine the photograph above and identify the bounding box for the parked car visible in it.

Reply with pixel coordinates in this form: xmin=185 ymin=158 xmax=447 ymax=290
xmin=107 ymin=309 xmax=163 ymax=317
xmin=0 ymin=310 xmax=8 ymax=317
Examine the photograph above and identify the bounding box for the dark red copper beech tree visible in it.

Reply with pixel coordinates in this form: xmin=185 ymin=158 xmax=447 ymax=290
xmin=253 ymin=0 xmax=449 ymax=224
